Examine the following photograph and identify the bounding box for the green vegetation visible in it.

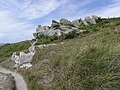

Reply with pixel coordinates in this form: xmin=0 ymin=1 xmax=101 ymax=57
xmin=35 ymin=31 xmax=79 ymax=45
xmin=1 ymin=17 xmax=120 ymax=90
xmin=18 ymin=17 xmax=120 ymax=90
xmin=0 ymin=41 xmax=31 ymax=63
xmin=20 ymin=30 xmax=120 ymax=90
xmin=79 ymin=17 xmax=120 ymax=31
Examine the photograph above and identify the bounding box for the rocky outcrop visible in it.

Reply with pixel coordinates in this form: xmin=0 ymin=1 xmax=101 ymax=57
xmin=81 ymin=19 xmax=89 ymax=26
xmin=72 ymin=19 xmax=82 ymax=27
xmin=33 ymin=15 xmax=99 ymax=38
xmin=85 ymin=16 xmax=96 ymax=24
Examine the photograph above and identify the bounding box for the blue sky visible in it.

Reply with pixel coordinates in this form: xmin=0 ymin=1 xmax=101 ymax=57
xmin=0 ymin=0 xmax=120 ymax=43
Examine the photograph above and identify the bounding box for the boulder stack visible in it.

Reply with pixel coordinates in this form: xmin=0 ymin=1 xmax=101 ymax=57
xmin=33 ymin=15 xmax=99 ymax=38
xmin=60 ymin=18 xmax=71 ymax=25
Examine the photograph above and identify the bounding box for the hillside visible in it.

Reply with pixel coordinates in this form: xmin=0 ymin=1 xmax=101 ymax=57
xmin=1 ymin=16 xmax=120 ymax=90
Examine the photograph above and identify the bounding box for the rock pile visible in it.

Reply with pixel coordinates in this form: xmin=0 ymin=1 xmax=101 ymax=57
xmin=33 ymin=15 xmax=99 ymax=38
xmin=11 ymin=40 xmax=37 ymax=69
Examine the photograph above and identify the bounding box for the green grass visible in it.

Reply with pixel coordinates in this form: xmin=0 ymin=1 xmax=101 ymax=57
xmin=19 ymin=30 xmax=120 ymax=90
xmin=0 ymin=40 xmax=31 ymax=63
xmin=1 ymin=17 xmax=120 ymax=90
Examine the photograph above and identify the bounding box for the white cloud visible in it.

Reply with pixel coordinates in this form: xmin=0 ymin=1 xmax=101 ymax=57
xmin=92 ymin=0 xmax=120 ymax=18
xmin=0 ymin=0 xmax=68 ymax=43
xmin=0 ymin=0 xmax=68 ymax=20
xmin=0 ymin=33 xmax=6 ymax=38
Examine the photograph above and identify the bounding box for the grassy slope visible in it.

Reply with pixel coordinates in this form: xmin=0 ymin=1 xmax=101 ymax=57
xmin=18 ymin=18 xmax=120 ymax=90
xmin=0 ymin=40 xmax=31 ymax=63
xmin=1 ymin=17 xmax=120 ymax=90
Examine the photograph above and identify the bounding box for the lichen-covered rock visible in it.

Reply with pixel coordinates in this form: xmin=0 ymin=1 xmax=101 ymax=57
xmin=11 ymin=40 xmax=37 ymax=69
xmin=60 ymin=18 xmax=71 ymax=25
xmin=43 ymin=26 xmax=50 ymax=30
xmin=92 ymin=15 xmax=99 ymax=20
xmin=72 ymin=19 xmax=82 ymax=27
xmin=85 ymin=16 xmax=96 ymax=24
xmin=36 ymin=25 xmax=46 ymax=32
xmin=51 ymin=20 xmax=60 ymax=29
xmin=33 ymin=15 xmax=98 ymax=38
xmin=81 ymin=19 xmax=89 ymax=26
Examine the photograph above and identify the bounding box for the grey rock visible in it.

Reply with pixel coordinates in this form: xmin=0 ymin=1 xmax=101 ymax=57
xmin=43 ymin=26 xmax=50 ymax=30
xmin=33 ymin=33 xmax=38 ymax=38
xmin=51 ymin=20 xmax=60 ymax=29
xmin=72 ymin=19 xmax=81 ymax=27
xmin=11 ymin=40 xmax=37 ymax=69
xmin=92 ymin=15 xmax=99 ymax=20
xmin=81 ymin=19 xmax=89 ymax=26
xmin=36 ymin=25 xmax=46 ymax=33
xmin=59 ymin=25 xmax=74 ymax=31
xmin=44 ymin=29 xmax=62 ymax=36
xmin=60 ymin=18 xmax=71 ymax=25
xmin=85 ymin=16 xmax=96 ymax=24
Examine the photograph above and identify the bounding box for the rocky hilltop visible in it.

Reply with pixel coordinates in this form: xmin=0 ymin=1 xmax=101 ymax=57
xmin=33 ymin=15 xmax=99 ymax=38
xmin=1 ymin=16 xmax=120 ymax=90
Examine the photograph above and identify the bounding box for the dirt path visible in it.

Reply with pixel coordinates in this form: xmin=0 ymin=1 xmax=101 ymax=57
xmin=0 ymin=66 xmax=28 ymax=90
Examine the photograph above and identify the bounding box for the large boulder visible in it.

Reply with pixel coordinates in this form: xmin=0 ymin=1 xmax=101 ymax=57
xmin=36 ymin=25 xmax=46 ymax=33
xmin=92 ymin=15 xmax=99 ymax=20
xmin=51 ymin=20 xmax=60 ymax=29
xmin=43 ymin=29 xmax=62 ymax=36
xmin=60 ymin=18 xmax=71 ymax=25
xmin=43 ymin=26 xmax=50 ymax=30
xmin=59 ymin=25 xmax=72 ymax=31
xmin=19 ymin=52 xmax=35 ymax=64
xmin=34 ymin=25 xmax=47 ymax=38
xmin=85 ymin=16 xmax=96 ymax=24
xmin=81 ymin=19 xmax=89 ymax=26
xmin=72 ymin=19 xmax=82 ymax=27
xmin=33 ymin=33 xmax=38 ymax=38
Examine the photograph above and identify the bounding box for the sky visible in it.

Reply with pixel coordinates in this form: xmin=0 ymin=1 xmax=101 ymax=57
xmin=0 ymin=0 xmax=120 ymax=43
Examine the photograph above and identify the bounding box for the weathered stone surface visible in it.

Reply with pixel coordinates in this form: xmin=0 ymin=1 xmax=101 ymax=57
xmin=33 ymin=33 xmax=38 ymax=38
xmin=11 ymin=40 xmax=37 ymax=69
xmin=81 ymin=19 xmax=89 ymax=26
xmin=85 ymin=16 xmax=96 ymax=24
xmin=60 ymin=18 xmax=71 ymax=25
xmin=43 ymin=26 xmax=50 ymax=30
xmin=36 ymin=25 xmax=45 ymax=32
xmin=29 ymin=44 xmax=35 ymax=53
xmin=72 ymin=19 xmax=81 ymax=27
xmin=20 ymin=63 xmax=32 ymax=69
xmin=51 ymin=20 xmax=60 ymax=29
xmin=92 ymin=15 xmax=99 ymax=20
xmin=19 ymin=52 xmax=35 ymax=64
xmin=43 ymin=29 xmax=62 ymax=36
xmin=0 ymin=73 xmax=15 ymax=90
xmin=33 ymin=15 xmax=98 ymax=38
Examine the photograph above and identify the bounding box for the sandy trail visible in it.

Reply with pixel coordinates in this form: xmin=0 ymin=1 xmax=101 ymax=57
xmin=0 ymin=66 xmax=28 ymax=90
